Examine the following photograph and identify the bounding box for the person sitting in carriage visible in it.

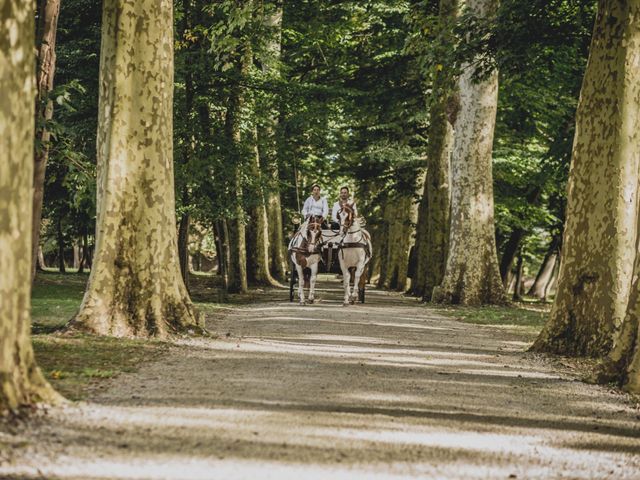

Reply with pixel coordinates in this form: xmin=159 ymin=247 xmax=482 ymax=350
xmin=331 ymin=186 xmax=358 ymax=230
xmin=301 ymin=184 xmax=329 ymax=228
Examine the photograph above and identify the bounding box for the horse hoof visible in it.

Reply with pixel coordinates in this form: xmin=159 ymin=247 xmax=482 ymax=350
xmin=299 ymin=301 xmax=306 ymax=306
xmin=343 ymin=302 xmax=350 ymax=307
xmin=308 ymin=298 xmax=315 ymax=304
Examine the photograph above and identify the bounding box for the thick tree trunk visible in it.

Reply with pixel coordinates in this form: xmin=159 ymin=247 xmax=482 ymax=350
xmin=412 ymin=0 xmax=457 ymax=301
xmin=432 ymin=0 xmax=506 ymax=306
xmin=527 ymin=235 xmax=560 ymax=298
xmin=422 ymin=113 xmax=454 ymax=301
xmin=31 ymin=0 xmax=61 ymax=282
xmin=0 ymin=0 xmax=60 ymax=411
xmin=70 ymin=0 xmax=202 ymax=338
xmin=532 ymin=0 xmax=640 ymax=356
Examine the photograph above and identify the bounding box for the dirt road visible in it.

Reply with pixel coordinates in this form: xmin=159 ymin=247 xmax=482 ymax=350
xmin=2 ymin=276 xmax=640 ymax=479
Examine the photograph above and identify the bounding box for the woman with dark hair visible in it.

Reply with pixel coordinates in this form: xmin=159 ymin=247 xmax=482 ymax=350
xmin=301 ymin=184 xmax=329 ymax=221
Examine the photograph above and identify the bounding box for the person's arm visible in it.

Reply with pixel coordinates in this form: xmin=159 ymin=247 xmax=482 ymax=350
xmin=322 ymin=198 xmax=329 ymax=218
xmin=301 ymin=197 xmax=310 ymax=217
xmin=353 ymin=201 xmax=358 ymax=217
xmin=332 ymin=202 xmax=339 ymax=223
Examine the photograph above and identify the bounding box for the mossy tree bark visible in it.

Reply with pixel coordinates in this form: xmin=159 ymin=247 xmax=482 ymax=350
xmin=31 ymin=0 xmax=61 ymax=281
xmin=70 ymin=0 xmax=202 ymax=337
xmin=532 ymin=0 xmax=640 ymax=356
xmin=1 ymin=0 xmax=61 ymax=411
xmin=411 ymin=0 xmax=457 ymax=300
xmin=432 ymin=0 xmax=506 ymax=305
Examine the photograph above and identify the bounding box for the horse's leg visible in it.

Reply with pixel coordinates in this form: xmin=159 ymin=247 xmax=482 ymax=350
xmin=352 ymin=258 xmax=366 ymax=303
xmin=308 ymin=262 xmax=319 ymax=303
xmin=341 ymin=260 xmax=351 ymax=306
xmin=296 ymin=264 xmax=306 ymax=305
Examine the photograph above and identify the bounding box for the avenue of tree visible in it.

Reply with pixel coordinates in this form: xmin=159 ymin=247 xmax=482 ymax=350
xmin=2 ymin=0 xmax=640 ymax=413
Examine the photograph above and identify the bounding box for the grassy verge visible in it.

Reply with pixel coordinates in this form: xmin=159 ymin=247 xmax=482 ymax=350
xmin=432 ymin=301 xmax=550 ymax=334
xmin=32 ymin=335 xmax=168 ymax=400
xmin=29 ymin=270 xmax=283 ymax=400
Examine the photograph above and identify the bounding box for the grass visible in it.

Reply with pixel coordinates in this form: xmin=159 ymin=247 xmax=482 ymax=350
xmin=32 ymin=335 xmax=168 ymax=400
xmin=30 ymin=270 xmax=276 ymax=400
xmin=433 ymin=301 xmax=551 ymax=334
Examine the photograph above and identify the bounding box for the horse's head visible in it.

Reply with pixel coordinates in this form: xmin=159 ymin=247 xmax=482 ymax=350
xmin=338 ymin=204 xmax=355 ymax=234
xmin=305 ymin=216 xmax=323 ymax=253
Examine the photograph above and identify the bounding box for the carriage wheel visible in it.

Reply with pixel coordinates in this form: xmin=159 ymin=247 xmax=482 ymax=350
xmin=289 ymin=266 xmax=297 ymax=302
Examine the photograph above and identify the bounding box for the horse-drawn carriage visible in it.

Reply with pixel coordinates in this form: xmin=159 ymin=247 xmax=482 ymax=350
xmin=287 ymin=204 xmax=372 ymax=306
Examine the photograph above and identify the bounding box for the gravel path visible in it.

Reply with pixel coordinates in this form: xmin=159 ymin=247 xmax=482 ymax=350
xmin=2 ymin=276 xmax=640 ymax=479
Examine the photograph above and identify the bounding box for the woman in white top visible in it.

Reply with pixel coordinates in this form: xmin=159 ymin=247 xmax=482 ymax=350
xmin=302 ymin=184 xmax=329 ymax=221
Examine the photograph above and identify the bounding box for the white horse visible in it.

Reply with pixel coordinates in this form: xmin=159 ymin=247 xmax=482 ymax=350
xmin=288 ymin=216 xmax=324 ymax=305
xmin=335 ymin=203 xmax=372 ymax=306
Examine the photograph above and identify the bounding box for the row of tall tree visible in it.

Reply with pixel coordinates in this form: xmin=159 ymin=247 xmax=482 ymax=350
xmin=3 ymin=0 xmax=640 ymax=412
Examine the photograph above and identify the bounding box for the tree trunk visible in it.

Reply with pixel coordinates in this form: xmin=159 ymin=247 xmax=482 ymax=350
xmin=512 ymin=255 xmax=524 ymax=301
xmin=37 ymin=246 xmax=47 ymax=271
xmin=73 ymin=243 xmax=81 ymax=270
xmin=178 ymin=213 xmax=190 ymax=291
xmin=262 ymin=0 xmax=287 ymax=282
xmin=527 ymin=235 xmax=560 ymax=298
xmin=380 ymin=195 xmax=418 ymax=292
xmin=246 ymin=126 xmax=277 ymax=286
xmin=78 ymin=233 xmax=89 ymax=274
xmin=499 ymin=228 xmax=525 ymax=286
xmin=0 ymin=0 xmax=60 ymax=411
xmin=532 ymin=0 xmax=640 ymax=356
xmin=31 ymin=0 xmax=61 ymax=282
xmin=432 ymin=0 xmax=506 ymax=306
xmin=70 ymin=0 xmax=202 ymax=338
xmin=412 ymin=0 xmax=457 ymax=301
xmin=177 ymin=0 xmax=193 ymax=291
xmin=56 ymin=216 xmax=66 ymax=273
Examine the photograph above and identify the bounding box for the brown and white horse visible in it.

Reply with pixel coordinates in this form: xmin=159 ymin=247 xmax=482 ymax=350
xmin=288 ymin=216 xmax=324 ymax=304
xmin=336 ymin=204 xmax=372 ymax=306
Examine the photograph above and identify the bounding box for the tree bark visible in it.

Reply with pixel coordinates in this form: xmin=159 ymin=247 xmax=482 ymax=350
xmin=527 ymin=235 xmax=560 ymax=298
xmin=178 ymin=213 xmax=190 ymax=291
xmin=432 ymin=0 xmax=506 ymax=306
xmin=380 ymin=195 xmax=418 ymax=292
xmin=412 ymin=0 xmax=457 ymax=301
xmin=0 ymin=0 xmax=60 ymax=411
xmin=246 ymin=125 xmax=277 ymax=286
xmin=262 ymin=0 xmax=287 ymax=282
xmin=56 ymin=216 xmax=65 ymax=273
xmin=499 ymin=228 xmax=525 ymax=286
xmin=532 ymin=0 xmax=640 ymax=356
xmin=225 ymin=48 xmax=249 ymax=293
xmin=512 ymin=255 xmax=524 ymax=301
xmin=37 ymin=246 xmax=47 ymax=271
xmin=31 ymin=0 xmax=61 ymax=282
xmin=70 ymin=0 xmax=202 ymax=338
